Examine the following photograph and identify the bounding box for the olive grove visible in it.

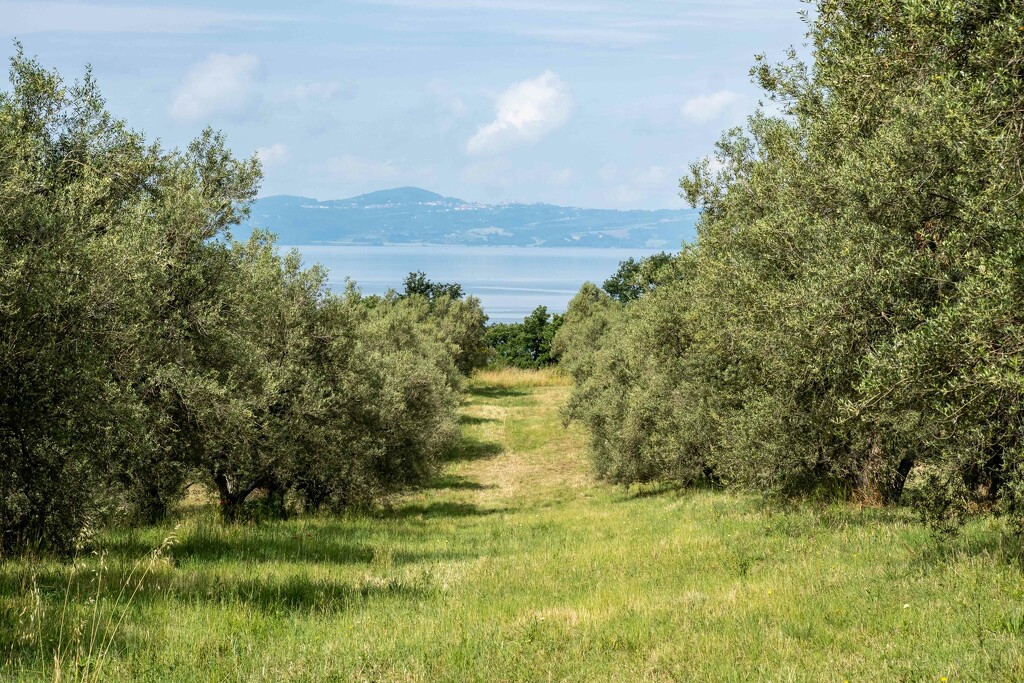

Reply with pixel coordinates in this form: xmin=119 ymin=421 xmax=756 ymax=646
xmin=0 ymin=50 xmax=485 ymax=554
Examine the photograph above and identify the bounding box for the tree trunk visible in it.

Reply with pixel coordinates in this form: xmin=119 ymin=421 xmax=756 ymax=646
xmin=213 ymin=472 xmax=259 ymax=522
xmin=856 ymin=434 xmax=886 ymax=505
xmin=886 ymin=457 xmax=914 ymax=503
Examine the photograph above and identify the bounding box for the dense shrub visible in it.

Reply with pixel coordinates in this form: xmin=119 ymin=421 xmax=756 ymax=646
xmin=399 ymin=272 xmax=490 ymax=375
xmin=287 ymin=288 xmax=461 ymax=512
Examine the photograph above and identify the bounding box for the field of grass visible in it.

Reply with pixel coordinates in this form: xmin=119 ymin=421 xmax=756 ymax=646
xmin=3 ymin=368 xmax=1024 ymax=681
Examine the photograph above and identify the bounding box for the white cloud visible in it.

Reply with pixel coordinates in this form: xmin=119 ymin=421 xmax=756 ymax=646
xmin=461 ymin=159 xmax=574 ymax=192
xmin=357 ymin=0 xmax=602 ymax=12
xmin=597 ymin=163 xmax=619 ymax=184
xmin=467 ymin=71 xmax=572 ymax=156
xmin=609 ymin=185 xmax=644 ymax=205
xmin=168 ymin=53 xmax=261 ymax=123
xmin=596 ymin=163 xmax=685 ymax=208
xmin=255 ymin=143 xmax=289 ymax=168
xmin=314 ymin=154 xmax=402 ymax=183
xmin=681 ymin=90 xmax=742 ymax=123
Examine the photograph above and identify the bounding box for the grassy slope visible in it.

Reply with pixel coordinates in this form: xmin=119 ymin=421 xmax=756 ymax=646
xmin=3 ymin=368 xmax=1024 ymax=681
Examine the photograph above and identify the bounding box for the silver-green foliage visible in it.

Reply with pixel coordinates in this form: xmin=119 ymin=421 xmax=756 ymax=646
xmin=0 ymin=50 xmax=464 ymax=553
xmin=555 ymin=0 xmax=1024 ymax=524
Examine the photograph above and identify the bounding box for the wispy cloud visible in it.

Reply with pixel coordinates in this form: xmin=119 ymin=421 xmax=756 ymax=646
xmin=467 ymin=71 xmax=572 ymax=156
xmin=353 ymin=0 xmax=798 ymax=34
xmin=635 ymin=165 xmax=680 ymax=187
xmin=700 ymin=155 xmax=727 ymax=175
xmin=353 ymin=0 xmax=791 ymax=22
xmin=681 ymin=90 xmax=743 ymax=123
xmin=255 ymin=143 xmax=289 ymax=168
xmin=461 ymin=158 xmax=577 ymax=205
xmin=168 ymin=53 xmax=262 ymax=123
xmin=546 ymin=168 xmax=575 ymax=187
xmin=0 ymin=1 xmax=279 ymax=33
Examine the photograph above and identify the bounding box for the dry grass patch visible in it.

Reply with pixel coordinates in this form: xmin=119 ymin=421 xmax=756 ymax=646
xmin=471 ymin=367 xmax=568 ymax=389
xmin=454 ymin=375 xmax=589 ymax=505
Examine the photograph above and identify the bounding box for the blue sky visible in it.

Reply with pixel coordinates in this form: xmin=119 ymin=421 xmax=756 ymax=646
xmin=1 ymin=0 xmax=810 ymax=209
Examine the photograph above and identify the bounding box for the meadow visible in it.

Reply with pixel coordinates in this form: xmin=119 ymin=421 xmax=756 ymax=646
xmin=3 ymin=368 xmax=1023 ymax=681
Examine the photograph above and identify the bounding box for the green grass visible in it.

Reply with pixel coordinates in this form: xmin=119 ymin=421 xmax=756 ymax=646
xmin=3 ymin=368 xmax=1024 ymax=681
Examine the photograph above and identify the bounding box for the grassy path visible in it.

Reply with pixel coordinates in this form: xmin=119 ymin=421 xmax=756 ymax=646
xmin=3 ymin=369 xmax=1024 ymax=681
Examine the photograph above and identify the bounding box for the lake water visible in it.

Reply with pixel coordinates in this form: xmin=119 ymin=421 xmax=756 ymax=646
xmin=286 ymin=245 xmax=666 ymax=323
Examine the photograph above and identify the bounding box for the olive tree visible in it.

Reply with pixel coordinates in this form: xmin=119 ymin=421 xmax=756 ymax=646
xmin=557 ymin=0 xmax=1024 ymax=527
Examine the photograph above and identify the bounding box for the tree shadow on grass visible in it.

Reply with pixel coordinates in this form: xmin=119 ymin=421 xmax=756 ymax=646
xmin=382 ymin=501 xmax=503 ymax=520
xmin=468 ymin=384 xmax=528 ymax=400
xmin=170 ymin=572 xmax=433 ymax=614
xmin=0 ymin=563 xmax=433 ymax=630
xmin=754 ymin=497 xmax=915 ymax=533
xmin=901 ymin=525 xmax=1024 ymax=573
xmin=98 ymin=512 xmax=487 ymax=568
xmin=443 ymin=435 xmax=504 ymax=463
xmin=0 ymin=516 xmax=477 ymax=657
xmin=94 ymin=528 xmax=378 ymax=567
xmin=459 ymin=414 xmax=497 ymax=426
xmin=170 ymin=535 xmax=378 ymax=566
xmin=0 ymin=565 xmax=439 ymax=675
xmin=614 ymin=481 xmax=688 ymax=501
xmin=424 ymin=474 xmax=495 ymax=491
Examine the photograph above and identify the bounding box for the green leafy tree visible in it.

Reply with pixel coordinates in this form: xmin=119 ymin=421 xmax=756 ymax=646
xmin=403 ymin=270 xmax=464 ymax=301
xmin=486 ymin=306 xmax=564 ymax=369
xmin=0 ymin=64 xmax=130 ymax=551
xmin=601 ymin=252 xmax=677 ymax=303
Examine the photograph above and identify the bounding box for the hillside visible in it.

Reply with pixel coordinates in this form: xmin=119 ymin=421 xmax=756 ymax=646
xmin=239 ymin=187 xmax=699 ymax=248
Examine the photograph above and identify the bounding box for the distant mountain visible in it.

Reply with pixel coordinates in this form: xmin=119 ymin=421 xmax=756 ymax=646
xmin=238 ymin=187 xmax=698 ymax=248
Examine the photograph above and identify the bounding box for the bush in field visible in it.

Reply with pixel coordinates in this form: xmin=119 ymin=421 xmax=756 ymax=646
xmin=556 ymin=0 xmax=1024 ymax=526
xmin=288 ymin=288 xmax=461 ymax=512
xmin=485 ymin=306 xmax=563 ymax=369
xmin=401 ymin=272 xmax=489 ymax=375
